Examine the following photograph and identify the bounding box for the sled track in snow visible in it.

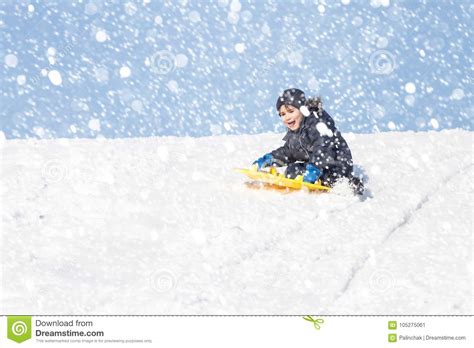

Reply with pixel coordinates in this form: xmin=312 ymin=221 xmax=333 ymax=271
xmin=334 ymin=162 xmax=473 ymax=302
xmin=380 ymin=164 xmax=473 ymax=245
xmin=222 ymin=195 xmax=361 ymax=272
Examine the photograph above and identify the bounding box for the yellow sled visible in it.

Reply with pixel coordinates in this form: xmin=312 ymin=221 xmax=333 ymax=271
xmin=234 ymin=167 xmax=331 ymax=192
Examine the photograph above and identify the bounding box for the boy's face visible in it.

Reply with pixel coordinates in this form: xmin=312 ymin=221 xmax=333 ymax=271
xmin=278 ymin=105 xmax=303 ymax=131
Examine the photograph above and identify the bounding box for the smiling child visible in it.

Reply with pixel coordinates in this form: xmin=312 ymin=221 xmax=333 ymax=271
xmin=253 ymin=88 xmax=364 ymax=194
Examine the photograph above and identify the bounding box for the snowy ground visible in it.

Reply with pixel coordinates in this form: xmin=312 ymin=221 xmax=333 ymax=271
xmin=0 ymin=130 xmax=472 ymax=314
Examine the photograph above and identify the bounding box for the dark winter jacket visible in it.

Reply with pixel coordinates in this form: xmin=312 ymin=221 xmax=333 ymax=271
xmin=271 ymin=108 xmax=353 ymax=185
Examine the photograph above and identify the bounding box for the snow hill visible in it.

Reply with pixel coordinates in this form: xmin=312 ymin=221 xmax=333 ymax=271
xmin=0 ymin=130 xmax=472 ymax=314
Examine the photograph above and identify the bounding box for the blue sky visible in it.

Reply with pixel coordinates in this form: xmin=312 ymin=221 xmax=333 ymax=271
xmin=1 ymin=0 xmax=472 ymax=139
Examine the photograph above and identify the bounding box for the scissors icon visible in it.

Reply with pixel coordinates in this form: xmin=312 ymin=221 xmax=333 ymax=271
xmin=303 ymin=315 xmax=324 ymax=330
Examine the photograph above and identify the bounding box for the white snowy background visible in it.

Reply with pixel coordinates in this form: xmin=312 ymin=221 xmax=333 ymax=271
xmin=0 ymin=0 xmax=472 ymax=314
xmin=1 ymin=130 xmax=472 ymax=314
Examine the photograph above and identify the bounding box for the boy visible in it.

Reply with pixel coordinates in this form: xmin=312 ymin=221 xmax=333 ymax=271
xmin=253 ymin=88 xmax=364 ymax=194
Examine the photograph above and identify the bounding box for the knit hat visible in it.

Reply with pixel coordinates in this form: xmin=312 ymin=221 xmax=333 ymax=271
xmin=276 ymin=88 xmax=306 ymax=111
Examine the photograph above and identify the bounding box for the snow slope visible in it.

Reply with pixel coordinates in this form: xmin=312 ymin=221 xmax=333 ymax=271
xmin=0 ymin=130 xmax=472 ymax=314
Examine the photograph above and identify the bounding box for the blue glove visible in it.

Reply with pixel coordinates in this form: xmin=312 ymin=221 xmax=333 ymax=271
xmin=253 ymin=153 xmax=274 ymax=171
xmin=303 ymin=163 xmax=321 ymax=183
